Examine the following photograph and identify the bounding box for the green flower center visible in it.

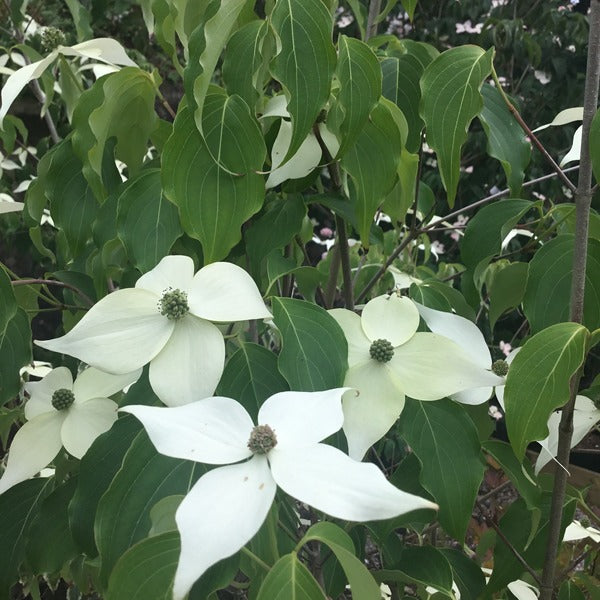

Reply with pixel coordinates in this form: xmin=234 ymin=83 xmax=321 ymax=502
xmin=41 ymin=27 xmax=66 ymax=52
xmin=248 ymin=424 xmax=277 ymax=455
xmin=158 ymin=288 xmax=189 ymax=320
xmin=51 ymin=388 xmax=75 ymax=411
xmin=369 ymin=339 xmax=394 ymax=363
xmin=492 ymin=359 xmax=509 ymax=377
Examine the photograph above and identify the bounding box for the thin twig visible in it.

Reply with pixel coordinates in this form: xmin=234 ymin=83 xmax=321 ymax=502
xmin=557 ymin=543 xmax=599 ymax=582
xmin=11 ymin=278 xmax=94 ymax=307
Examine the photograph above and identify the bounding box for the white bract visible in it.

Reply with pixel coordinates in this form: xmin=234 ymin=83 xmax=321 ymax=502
xmin=36 ymin=255 xmax=271 ymax=407
xmin=330 ymin=295 xmax=503 ymax=459
xmin=0 ymin=38 xmax=137 ymax=124
xmin=122 ymin=388 xmax=437 ymax=600
xmin=0 ymin=366 xmax=140 ymax=494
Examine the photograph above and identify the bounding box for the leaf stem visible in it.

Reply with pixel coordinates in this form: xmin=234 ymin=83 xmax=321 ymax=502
xmin=539 ymin=3 xmax=600 ymax=598
xmin=240 ymin=546 xmax=271 ymax=572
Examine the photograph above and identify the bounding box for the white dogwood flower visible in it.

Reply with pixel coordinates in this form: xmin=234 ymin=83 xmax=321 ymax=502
xmin=0 ymin=366 xmax=140 ymax=494
xmin=330 ymin=295 xmax=503 ymax=459
xmin=36 ymin=256 xmax=271 ymax=407
xmin=122 ymin=389 xmax=437 ymax=600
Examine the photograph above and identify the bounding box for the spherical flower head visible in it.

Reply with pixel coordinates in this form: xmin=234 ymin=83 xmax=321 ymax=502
xmin=51 ymin=388 xmax=75 ymax=411
xmin=247 ymin=424 xmax=277 ymax=454
xmin=369 ymin=339 xmax=394 ymax=363
xmin=158 ymin=288 xmax=189 ymax=321
xmin=42 ymin=27 xmax=66 ymax=53
xmin=492 ymin=359 xmax=509 ymax=377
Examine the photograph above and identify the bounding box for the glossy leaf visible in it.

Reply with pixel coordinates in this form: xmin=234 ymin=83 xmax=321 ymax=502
xmin=559 ymin=581 xmax=586 ymax=600
xmin=257 ymin=553 xmax=326 ymax=600
xmin=69 ymin=414 xmax=142 ymax=557
xmin=420 ymin=46 xmax=494 ymax=206
xmin=335 ymin=35 xmax=382 ymax=157
xmin=487 ymin=261 xmax=528 ymax=329
xmin=381 ymin=54 xmax=425 ymax=152
xmin=271 ymin=297 xmax=348 ymax=391
xmin=117 ymin=169 xmax=182 ymax=273
xmin=95 ymin=430 xmax=202 ymax=586
xmin=410 ymin=279 xmax=476 ymax=320
xmin=299 ymin=522 xmax=381 ymax=600
xmin=27 ymin=478 xmax=79 ymax=573
xmin=398 ymin=398 xmax=484 ymax=541
xmin=216 ymin=342 xmax=289 ymax=421
xmin=72 ymin=67 xmax=157 ymax=199
xmin=0 ymin=266 xmax=16 ymax=330
xmin=341 ymin=100 xmax=404 ymax=246
xmin=504 ymin=322 xmax=588 ymax=459
xmin=590 ymin=108 xmax=600 ymax=184
xmin=162 ymin=104 xmax=265 ymax=262
xmin=0 ymin=479 xmax=49 ymax=597
xmin=439 ymin=549 xmax=486 ymax=600
xmin=523 ymin=234 xmax=600 ymax=333
xmin=270 ymin=0 xmax=336 ymax=162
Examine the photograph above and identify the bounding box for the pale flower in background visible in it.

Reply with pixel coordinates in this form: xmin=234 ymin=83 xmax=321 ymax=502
xmin=330 ymin=295 xmax=503 ymax=459
xmin=122 ymin=389 xmax=436 ymax=600
xmin=499 ymin=340 xmax=512 ymax=357
xmin=36 ymin=256 xmax=271 ymax=407
xmin=0 ymin=366 xmax=140 ymax=494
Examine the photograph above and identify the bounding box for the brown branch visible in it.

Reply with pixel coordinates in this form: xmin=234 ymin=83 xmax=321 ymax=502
xmin=12 ymin=278 xmax=94 ymax=307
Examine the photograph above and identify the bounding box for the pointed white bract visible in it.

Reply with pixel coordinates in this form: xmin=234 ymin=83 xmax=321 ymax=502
xmin=36 ymin=256 xmax=271 ymax=407
xmin=0 ymin=366 xmax=140 ymax=495
xmin=330 ymin=295 xmax=503 ymax=459
xmin=121 ymin=388 xmax=437 ymax=600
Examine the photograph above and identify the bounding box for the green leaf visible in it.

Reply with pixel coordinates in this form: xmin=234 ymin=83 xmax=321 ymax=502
xmin=64 ymin=0 xmax=93 ymax=40
xmin=482 ymin=440 xmax=542 ymax=543
xmin=420 ymin=46 xmax=494 ymax=207
xmin=106 ymin=531 xmax=179 ymax=600
xmin=0 ymin=479 xmax=49 ymax=598
xmin=162 ymin=104 xmax=265 ymax=262
xmin=0 ymin=265 xmax=17 ymax=329
xmin=439 ymin=549 xmax=486 ymax=600
xmin=0 ymin=308 xmax=31 ymax=405
xmin=216 ymin=342 xmax=289 ymax=421
xmin=479 ymin=84 xmax=531 ymax=196
xmin=117 ymin=169 xmax=183 ymax=273
xmin=95 ymin=430 xmax=202 ymax=586
xmin=505 ymin=322 xmax=588 ymax=459
xmin=381 ymin=54 xmax=426 ymax=153
xmin=559 ymin=581 xmax=587 ymax=600
xmin=335 ymin=35 xmax=382 ymax=157
xmin=223 ymin=20 xmax=272 ymax=110
xmin=341 ymin=100 xmax=404 ymax=246
xmin=590 ymin=107 xmax=600 ymax=185
xmin=149 ymin=495 xmax=182 ymax=536
xmin=487 ymin=261 xmax=528 ymax=329
xmin=270 ymin=0 xmax=336 ymax=162
xmin=382 ymin=148 xmax=420 ymax=225
xmin=27 ymin=478 xmax=78 ymax=573
xmin=299 ymin=522 xmax=381 ymax=600
xmin=522 ymin=235 xmax=600 ymax=333
xmin=460 ymin=198 xmax=533 ymax=272
xmin=376 ymin=546 xmax=454 ymax=597
xmin=409 ymin=279 xmax=475 ymax=320
xmin=245 ymin=194 xmax=307 ymax=278
xmin=69 ymin=415 xmax=142 ymax=557
xmin=185 ymin=0 xmax=248 ymax=129
xmin=257 ymin=553 xmax=326 ymax=600
xmin=72 ymin=68 xmax=158 ymax=199
xmin=400 ymin=0 xmax=419 ymax=20
xmin=271 ymin=297 xmax=348 ymax=391
xmin=398 ymin=398 xmax=484 ymax=542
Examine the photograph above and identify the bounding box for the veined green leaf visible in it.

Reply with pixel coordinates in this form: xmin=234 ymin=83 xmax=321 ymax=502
xmin=72 ymin=68 xmax=158 ymax=200
xmin=271 ymin=297 xmax=348 ymax=391
xmin=0 ymin=308 xmax=31 ymax=405
xmin=479 ymin=84 xmax=531 ymax=196
xmin=504 ymin=322 xmax=589 ymax=459
xmin=0 ymin=265 xmax=17 ymax=329
xmin=487 ymin=261 xmax=528 ymax=330
xmin=117 ymin=169 xmax=183 ymax=273
xmin=439 ymin=549 xmax=486 ymax=600
xmin=341 ymin=100 xmax=403 ymax=247
xmin=590 ymin=108 xmax=600 ymax=185
xmin=522 ymin=235 xmax=600 ymax=333
xmin=298 ymin=522 xmax=381 ymax=600
xmin=257 ymin=553 xmax=326 ymax=600
xmin=162 ymin=104 xmax=265 ymax=262
xmin=270 ymin=0 xmax=336 ymax=162
xmin=398 ymin=398 xmax=484 ymax=542
xmin=420 ymin=46 xmax=494 ymax=207
xmin=335 ymin=35 xmax=382 ymax=158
